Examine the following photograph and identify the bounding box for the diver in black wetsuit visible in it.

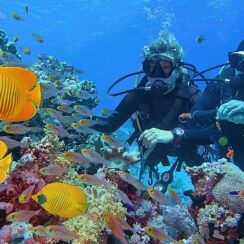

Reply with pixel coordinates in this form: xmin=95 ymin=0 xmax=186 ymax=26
xmin=139 ymin=40 xmax=244 ymax=171
xmin=91 ymin=32 xmax=202 ymax=183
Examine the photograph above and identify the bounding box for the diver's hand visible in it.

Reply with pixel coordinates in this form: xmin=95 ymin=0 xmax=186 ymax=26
xmin=138 ymin=128 xmax=174 ymax=149
xmin=217 ymin=100 xmax=244 ymax=119
xmin=225 ymin=113 xmax=244 ymax=125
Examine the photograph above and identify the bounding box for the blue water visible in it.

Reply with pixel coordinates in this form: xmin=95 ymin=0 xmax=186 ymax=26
xmin=1 ymin=0 xmax=243 ymax=112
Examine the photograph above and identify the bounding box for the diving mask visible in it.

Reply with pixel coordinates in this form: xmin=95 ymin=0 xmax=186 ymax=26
xmin=143 ymin=54 xmax=178 ymax=78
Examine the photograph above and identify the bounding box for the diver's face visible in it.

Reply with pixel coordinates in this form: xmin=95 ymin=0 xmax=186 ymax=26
xmin=149 ymin=60 xmax=173 ymax=77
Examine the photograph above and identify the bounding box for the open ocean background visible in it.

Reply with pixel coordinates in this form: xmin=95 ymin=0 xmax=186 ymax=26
xmin=0 ymin=0 xmax=243 ymax=112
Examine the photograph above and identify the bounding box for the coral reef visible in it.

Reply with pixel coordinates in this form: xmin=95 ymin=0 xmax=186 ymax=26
xmin=0 ymin=29 xmax=18 ymax=56
xmin=185 ymin=159 xmax=244 ymax=243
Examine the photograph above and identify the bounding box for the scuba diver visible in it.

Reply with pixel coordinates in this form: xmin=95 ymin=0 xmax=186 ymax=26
xmin=139 ymin=40 xmax=244 ymax=172
xmin=90 ymin=32 xmax=204 ymax=186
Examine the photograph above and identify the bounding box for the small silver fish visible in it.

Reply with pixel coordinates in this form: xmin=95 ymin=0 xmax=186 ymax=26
xmin=81 ymin=147 xmax=109 ymax=165
xmin=46 ymin=124 xmax=73 ymax=138
xmin=3 ymin=124 xmax=42 ymax=135
xmin=39 ymin=165 xmax=69 ymax=176
xmin=41 ymin=80 xmax=59 ymax=100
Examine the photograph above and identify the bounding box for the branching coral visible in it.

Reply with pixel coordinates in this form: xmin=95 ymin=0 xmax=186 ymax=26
xmin=63 ymin=182 xmax=128 ymax=243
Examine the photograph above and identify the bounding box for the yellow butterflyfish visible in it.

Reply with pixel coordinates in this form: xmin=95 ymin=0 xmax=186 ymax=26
xmin=32 ymin=182 xmax=88 ymax=218
xmin=0 ymin=67 xmax=42 ymax=121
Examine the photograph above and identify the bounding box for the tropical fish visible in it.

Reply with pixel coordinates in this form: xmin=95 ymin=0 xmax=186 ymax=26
xmin=31 ymin=33 xmax=44 ymax=43
xmin=46 ymin=108 xmax=67 ymax=124
xmin=168 ymin=188 xmax=182 ymax=206
xmin=102 ymin=212 xmax=132 ymax=244
xmin=13 ymin=36 xmax=19 ymax=42
xmin=0 ymin=141 xmax=13 ymax=183
xmin=0 ymin=137 xmax=26 ymax=150
xmin=62 ymin=115 xmax=78 ymax=126
xmin=196 ymin=35 xmax=207 ymax=44
xmin=144 ymin=225 xmax=178 ymax=244
xmin=31 ymin=182 xmax=88 ymax=218
xmin=229 ymin=190 xmax=244 ymax=197
xmin=101 ymin=108 xmax=115 ymax=116
xmin=81 ymin=147 xmax=109 ymax=165
xmin=32 ymin=225 xmax=46 ymax=236
xmin=46 ymin=124 xmax=73 ymax=138
xmin=147 ymin=188 xmax=171 ymax=206
xmin=77 ymin=174 xmax=109 ymax=186
xmin=39 ymin=165 xmax=69 ymax=176
xmin=73 ymin=105 xmax=93 ymax=117
xmin=57 ymin=104 xmax=74 ymax=114
xmin=25 ymin=6 xmax=29 ymax=15
xmin=71 ymin=123 xmax=96 ymax=135
xmin=0 ymin=67 xmax=42 ymax=121
xmin=0 ymin=202 xmax=14 ymax=214
xmin=63 ymin=151 xmax=89 ymax=164
xmin=44 ymin=225 xmax=78 ymax=241
xmin=21 ymin=47 xmax=32 ymax=55
xmin=41 ymin=80 xmax=59 ymax=99
xmin=11 ymin=12 xmax=24 ymax=20
xmin=118 ymin=171 xmax=147 ymax=191
xmin=18 ymin=184 xmax=36 ymax=204
xmin=6 ymin=209 xmax=41 ymax=222
xmin=51 ymin=98 xmax=75 ymax=106
xmin=3 ymin=124 xmax=42 ymax=135
xmin=103 ymin=134 xmax=126 ymax=148
xmin=78 ymin=119 xmax=97 ymax=127
xmin=226 ymin=148 xmax=234 ymax=158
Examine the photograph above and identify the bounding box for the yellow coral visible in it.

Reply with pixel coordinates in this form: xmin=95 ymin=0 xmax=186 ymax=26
xmin=63 ymin=175 xmax=128 ymax=243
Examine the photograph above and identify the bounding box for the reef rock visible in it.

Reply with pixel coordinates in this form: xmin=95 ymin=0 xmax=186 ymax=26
xmin=212 ymin=162 xmax=244 ymax=213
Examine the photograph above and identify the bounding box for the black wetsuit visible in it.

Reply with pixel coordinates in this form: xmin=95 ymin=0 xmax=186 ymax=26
xmin=91 ymin=74 xmax=202 ymax=176
xmin=183 ymin=69 xmax=244 ymax=171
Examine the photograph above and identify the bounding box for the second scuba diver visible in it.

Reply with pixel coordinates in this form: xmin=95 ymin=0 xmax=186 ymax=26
xmin=90 ymin=32 xmax=204 ymax=185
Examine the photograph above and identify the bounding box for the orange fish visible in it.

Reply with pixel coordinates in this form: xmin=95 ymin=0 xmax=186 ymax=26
xmin=102 ymin=212 xmax=132 ymax=244
xmin=0 ymin=141 xmax=13 ymax=183
xmin=0 ymin=67 xmax=42 ymax=121
xmin=168 ymin=188 xmax=182 ymax=206
xmin=63 ymin=151 xmax=89 ymax=164
xmin=77 ymin=174 xmax=109 ymax=186
xmin=147 ymin=188 xmax=171 ymax=206
xmin=118 ymin=171 xmax=147 ymax=191
xmin=144 ymin=225 xmax=178 ymax=244
xmin=103 ymin=134 xmax=126 ymax=148
xmin=81 ymin=148 xmax=109 ymax=165
xmin=226 ymin=148 xmax=234 ymax=158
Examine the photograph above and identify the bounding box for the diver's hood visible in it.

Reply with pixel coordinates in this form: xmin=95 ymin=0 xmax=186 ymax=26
xmin=146 ymin=69 xmax=180 ymax=95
